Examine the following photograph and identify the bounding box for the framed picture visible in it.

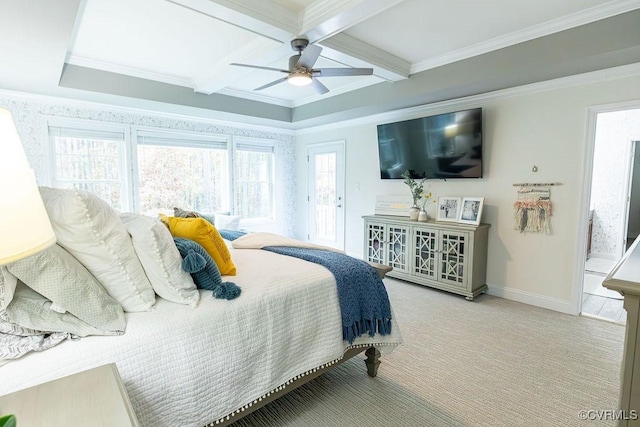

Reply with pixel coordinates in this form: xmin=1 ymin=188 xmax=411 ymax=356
xmin=436 ymin=197 xmax=461 ymax=222
xmin=458 ymin=197 xmax=485 ymax=225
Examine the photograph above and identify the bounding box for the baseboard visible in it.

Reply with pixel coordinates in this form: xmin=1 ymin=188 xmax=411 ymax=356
xmin=486 ymin=283 xmax=575 ymax=315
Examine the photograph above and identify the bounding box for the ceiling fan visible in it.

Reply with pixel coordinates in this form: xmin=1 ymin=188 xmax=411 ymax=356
xmin=230 ymin=38 xmax=374 ymax=95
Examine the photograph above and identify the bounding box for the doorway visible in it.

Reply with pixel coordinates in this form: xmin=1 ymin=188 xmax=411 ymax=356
xmin=307 ymin=141 xmax=345 ymax=250
xmin=581 ymin=107 xmax=640 ymax=323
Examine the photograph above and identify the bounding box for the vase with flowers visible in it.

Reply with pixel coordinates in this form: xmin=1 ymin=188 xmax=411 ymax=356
xmin=401 ymin=169 xmax=428 ymax=220
xmin=418 ymin=191 xmax=434 ymax=221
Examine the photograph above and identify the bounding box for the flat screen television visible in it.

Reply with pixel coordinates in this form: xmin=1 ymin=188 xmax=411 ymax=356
xmin=377 ymin=107 xmax=482 ymax=179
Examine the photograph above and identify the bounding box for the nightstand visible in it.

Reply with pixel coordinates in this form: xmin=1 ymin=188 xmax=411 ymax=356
xmin=0 ymin=363 xmax=139 ymax=426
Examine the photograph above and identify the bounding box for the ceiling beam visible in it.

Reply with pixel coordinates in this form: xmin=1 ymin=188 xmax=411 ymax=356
xmin=299 ymin=0 xmax=409 ymax=81
xmin=319 ymin=33 xmax=410 ymax=81
xmin=300 ymin=0 xmax=403 ymax=42
xmin=166 ymin=0 xmax=297 ymax=42
xmin=167 ymin=0 xmax=299 ymax=94
xmin=170 ymin=0 xmax=410 ymax=94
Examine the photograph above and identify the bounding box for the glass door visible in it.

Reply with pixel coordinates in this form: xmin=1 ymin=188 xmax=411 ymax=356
xmin=307 ymin=142 xmax=345 ymax=249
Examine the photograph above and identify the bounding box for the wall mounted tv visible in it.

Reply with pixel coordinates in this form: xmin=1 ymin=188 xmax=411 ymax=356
xmin=377 ymin=107 xmax=483 ymax=179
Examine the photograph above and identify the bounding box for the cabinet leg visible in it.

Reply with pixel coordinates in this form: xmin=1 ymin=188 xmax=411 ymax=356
xmin=364 ymin=347 xmax=381 ymax=377
xmin=465 ymin=296 xmax=474 ymax=301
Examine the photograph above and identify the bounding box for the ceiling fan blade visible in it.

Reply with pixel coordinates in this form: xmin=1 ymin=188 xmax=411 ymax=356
xmin=311 ymin=78 xmax=329 ymax=95
xmin=254 ymin=77 xmax=288 ymax=91
xmin=230 ymin=63 xmax=289 ymax=73
xmin=312 ymin=68 xmax=374 ymax=77
xmin=297 ymin=44 xmax=322 ymax=69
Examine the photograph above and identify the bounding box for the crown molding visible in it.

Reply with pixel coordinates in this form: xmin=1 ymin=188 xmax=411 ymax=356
xmin=411 ymin=0 xmax=640 ymax=74
xmin=295 ymin=62 xmax=640 ymax=134
xmin=0 ymin=86 xmax=297 ymax=134
xmin=217 ymin=74 xmax=382 ymax=108
xmin=216 ymin=87 xmax=294 ymax=108
xmin=65 ymin=54 xmax=194 ymax=89
xmin=291 ymin=76 xmax=383 ymax=107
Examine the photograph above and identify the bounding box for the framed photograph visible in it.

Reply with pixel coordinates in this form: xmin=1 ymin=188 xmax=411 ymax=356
xmin=436 ymin=197 xmax=461 ymax=222
xmin=458 ymin=197 xmax=485 ymax=225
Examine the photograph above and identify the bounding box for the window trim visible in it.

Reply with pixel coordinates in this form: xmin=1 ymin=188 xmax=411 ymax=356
xmin=45 ymin=116 xmax=132 ymax=211
xmin=131 ymin=126 xmax=232 ymax=214
xmin=45 ymin=118 xmax=278 ymax=222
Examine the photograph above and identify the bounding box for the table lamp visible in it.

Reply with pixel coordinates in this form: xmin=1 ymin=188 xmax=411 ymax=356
xmin=0 ymin=107 xmax=56 ymax=264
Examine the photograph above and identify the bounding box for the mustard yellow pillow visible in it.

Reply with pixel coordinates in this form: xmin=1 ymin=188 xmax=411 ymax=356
xmin=160 ymin=215 xmax=237 ymax=276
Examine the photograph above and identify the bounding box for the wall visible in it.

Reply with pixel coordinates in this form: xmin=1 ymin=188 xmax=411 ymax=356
xmin=295 ymin=73 xmax=640 ymax=314
xmin=590 ymin=110 xmax=640 ymax=259
xmin=0 ymin=92 xmax=297 ymax=236
xmin=4 ymin=70 xmax=640 ymax=315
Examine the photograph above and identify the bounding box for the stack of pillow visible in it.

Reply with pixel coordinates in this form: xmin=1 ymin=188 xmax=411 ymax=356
xmin=0 ymin=187 xmax=240 ymax=363
xmin=173 ymin=207 xmax=241 ymax=232
xmin=158 ymin=213 xmax=239 ymax=295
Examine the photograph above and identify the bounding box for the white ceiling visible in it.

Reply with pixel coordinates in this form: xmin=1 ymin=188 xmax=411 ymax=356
xmin=0 ymin=0 xmax=638 ymax=128
xmin=64 ymin=0 xmax=637 ymax=108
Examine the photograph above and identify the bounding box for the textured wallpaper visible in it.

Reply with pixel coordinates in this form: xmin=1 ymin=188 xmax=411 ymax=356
xmin=590 ymin=109 xmax=640 ymax=258
xmin=0 ymin=95 xmax=296 ymax=236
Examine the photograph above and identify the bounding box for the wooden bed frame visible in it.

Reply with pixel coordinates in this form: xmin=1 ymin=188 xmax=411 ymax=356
xmin=214 ymin=345 xmax=381 ymax=426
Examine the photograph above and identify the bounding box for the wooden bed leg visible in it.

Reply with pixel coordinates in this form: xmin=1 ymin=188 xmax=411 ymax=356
xmin=364 ymin=347 xmax=381 ymax=377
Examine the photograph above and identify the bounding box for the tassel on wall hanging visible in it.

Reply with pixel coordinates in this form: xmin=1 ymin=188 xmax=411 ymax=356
xmin=512 ymin=185 xmax=554 ymax=234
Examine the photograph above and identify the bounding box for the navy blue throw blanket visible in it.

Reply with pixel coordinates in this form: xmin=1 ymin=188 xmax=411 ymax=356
xmin=263 ymin=246 xmax=392 ymax=344
xmin=218 ymin=229 xmax=246 ymax=241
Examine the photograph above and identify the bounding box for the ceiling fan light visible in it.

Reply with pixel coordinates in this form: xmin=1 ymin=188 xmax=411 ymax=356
xmin=288 ymin=71 xmax=312 ymax=86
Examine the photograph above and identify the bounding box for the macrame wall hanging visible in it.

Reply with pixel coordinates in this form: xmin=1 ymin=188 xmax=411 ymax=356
xmin=512 ymin=164 xmax=560 ymax=234
xmin=513 ymin=186 xmax=552 ymax=233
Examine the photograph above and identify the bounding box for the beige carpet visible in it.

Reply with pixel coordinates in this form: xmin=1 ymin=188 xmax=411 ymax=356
xmin=232 ymin=278 xmax=625 ymax=427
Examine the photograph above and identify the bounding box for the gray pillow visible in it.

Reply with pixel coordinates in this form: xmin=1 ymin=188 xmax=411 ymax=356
xmin=0 ymin=268 xmax=69 ymax=364
xmin=173 ymin=206 xmax=216 ymax=225
xmin=6 ymin=282 xmax=123 ymax=337
xmin=5 ymin=244 xmax=126 ymax=336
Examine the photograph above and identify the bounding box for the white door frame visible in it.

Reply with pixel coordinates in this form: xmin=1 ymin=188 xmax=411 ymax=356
xmin=307 ymin=141 xmax=345 ymax=250
xmin=573 ymin=100 xmax=640 ymax=315
xmin=627 ymin=140 xmax=640 ymax=244
xmin=621 ymin=140 xmax=638 ymax=256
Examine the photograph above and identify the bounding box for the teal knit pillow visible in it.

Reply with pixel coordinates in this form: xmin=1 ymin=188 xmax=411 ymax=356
xmin=173 ymin=238 xmax=241 ymax=300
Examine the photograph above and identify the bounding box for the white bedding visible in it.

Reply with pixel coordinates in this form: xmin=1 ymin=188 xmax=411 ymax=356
xmin=0 ymin=246 xmax=402 ymax=427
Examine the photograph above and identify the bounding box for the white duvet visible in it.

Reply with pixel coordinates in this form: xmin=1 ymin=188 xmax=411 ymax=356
xmin=0 ymin=246 xmax=402 ymax=427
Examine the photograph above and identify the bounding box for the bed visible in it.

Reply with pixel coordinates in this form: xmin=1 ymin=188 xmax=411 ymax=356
xmin=0 ymin=225 xmax=402 ymax=426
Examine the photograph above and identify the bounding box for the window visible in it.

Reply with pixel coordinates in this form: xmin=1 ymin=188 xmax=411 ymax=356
xmin=135 ymin=131 xmax=229 ymax=216
xmin=234 ymin=139 xmax=275 ymax=220
xmin=48 ymin=124 xmax=127 ymax=210
xmin=47 ymin=119 xmax=278 ymax=222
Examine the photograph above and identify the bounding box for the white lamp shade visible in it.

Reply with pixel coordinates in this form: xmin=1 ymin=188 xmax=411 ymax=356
xmin=0 ymin=107 xmax=56 ymax=264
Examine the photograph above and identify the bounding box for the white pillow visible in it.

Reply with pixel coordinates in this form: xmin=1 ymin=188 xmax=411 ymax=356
xmin=38 ymin=187 xmax=155 ymax=312
xmin=215 ymin=214 xmax=241 ymax=231
xmin=120 ymin=213 xmax=199 ymax=307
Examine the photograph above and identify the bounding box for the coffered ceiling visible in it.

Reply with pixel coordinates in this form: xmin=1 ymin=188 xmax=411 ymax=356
xmin=1 ymin=0 xmax=639 ymax=128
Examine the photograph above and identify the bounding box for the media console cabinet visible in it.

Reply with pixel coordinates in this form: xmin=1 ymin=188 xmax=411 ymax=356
xmin=363 ymin=215 xmax=489 ymax=300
